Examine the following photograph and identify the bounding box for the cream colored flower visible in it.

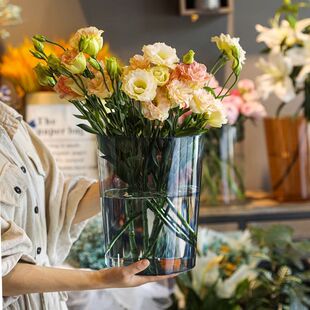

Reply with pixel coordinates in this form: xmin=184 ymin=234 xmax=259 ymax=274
xmin=142 ymin=42 xmax=179 ymax=69
xmin=256 ymin=54 xmax=295 ymax=103
xmin=121 ymin=68 xmax=157 ymax=101
xmin=141 ymin=87 xmax=171 ymax=121
xmin=167 ymin=79 xmax=193 ymax=108
xmin=129 ymin=54 xmax=150 ymax=69
xmin=189 ymin=88 xmax=217 ymax=114
xmin=211 ymin=34 xmax=246 ymax=73
xmin=206 ymin=99 xmax=228 ymax=128
xmin=150 ymin=66 xmax=170 ymax=86
xmin=69 ymin=26 xmax=104 ymax=57
xmin=216 ymin=265 xmax=257 ymax=299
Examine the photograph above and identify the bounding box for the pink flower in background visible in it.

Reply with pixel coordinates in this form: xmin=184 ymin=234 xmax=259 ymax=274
xmin=222 ymin=94 xmax=243 ymax=110
xmin=240 ymin=101 xmax=267 ymax=119
xmin=223 ymin=102 xmax=240 ymax=125
xmin=170 ymin=61 xmax=211 ymax=88
xmin=238 ymin=79 xmax=255 ymax=92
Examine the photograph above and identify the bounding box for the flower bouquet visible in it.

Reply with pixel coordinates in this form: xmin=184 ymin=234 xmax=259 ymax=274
xmin=256 ymin=0 xmax=310 ymax=201
xmin=31 ymin=27 xmax=245 ymax=275
xmin=202 ymin=79 xmax=266 ymax=205
xmin=171 ymin=226 xmax=310 ymax=310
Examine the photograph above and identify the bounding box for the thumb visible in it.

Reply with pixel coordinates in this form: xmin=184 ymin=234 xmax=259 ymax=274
xmin=123 ymin=259 xmax=150 ymax=276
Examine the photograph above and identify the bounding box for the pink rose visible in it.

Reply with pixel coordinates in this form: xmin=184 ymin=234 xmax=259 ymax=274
xmin=170 ymin=61 xmax=210 ymax=88
xmin=238 ymin=79 xmax=255 ymax=92
xmin=222 ymin=94 xmax=243 ymax=110
xmin=240 ymin=101 xmax=267 ymax=120
xmin=223 ymin=102 xmax=239 ymax=125
xmin=54 ymin=76 xmax=84 ymax=100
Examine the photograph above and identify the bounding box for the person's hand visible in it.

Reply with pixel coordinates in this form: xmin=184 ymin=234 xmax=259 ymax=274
xmin=92 ymin=259 xmax=177 ymax=289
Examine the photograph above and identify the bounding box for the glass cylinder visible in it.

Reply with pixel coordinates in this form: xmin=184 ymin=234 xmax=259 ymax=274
xmin=264 ymin=116 xmax=310 ymax=201
xmin=201 ymin=125 xmax=245 ymax=205
xmin=97 ymin=135 xmax=205 ymax=275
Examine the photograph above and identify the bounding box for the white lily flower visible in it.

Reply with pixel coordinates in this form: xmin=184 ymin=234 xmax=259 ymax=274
xmin=256 ymin=19 xmax=310 ymax=53
xmin=287 ymin=41 xmax=310 ymax=87
xmin=256 ymin=54 xmax=296 ymax=103
xmin=216 ymin=264 xmax=257 ymax=299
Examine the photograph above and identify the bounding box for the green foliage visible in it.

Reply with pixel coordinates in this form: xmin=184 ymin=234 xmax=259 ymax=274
xmin=171 ymin=225 xmax=310 ymax=310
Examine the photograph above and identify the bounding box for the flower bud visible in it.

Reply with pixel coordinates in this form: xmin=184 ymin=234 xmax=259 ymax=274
xmin=32 ymin=38 xmax=44 ymax=53
xmin=34 ymin=63 xmax=56 ymax=87
xmin=61 ymin=50 xmax=87 ymax=74
xmin=30 ymin=50 xmax=45 ymax=60
xmin=105 ymin=57 xmax=119 ymax=79
xmin=88 ymin=57 xmax=101 ymax=71
xmin=183 ymin=50 xmax=195 ymax=64
xmin=33 ymin=34 xmax=46 ymax=42
xmin=47 ymin=54 xmax=61 ymax=70
xmin=79 ymin=36 xmax=102 ymax=57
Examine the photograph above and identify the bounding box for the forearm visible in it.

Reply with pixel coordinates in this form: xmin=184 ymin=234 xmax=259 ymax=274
xmin=73 ymin=181 xmax=100 ymax=224
xmin=2 ymin=263 xmax=99 ymax=296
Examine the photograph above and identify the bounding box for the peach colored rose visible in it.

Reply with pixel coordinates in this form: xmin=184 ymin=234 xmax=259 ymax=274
xmin=54 ymin=76 xmax=84 ymax=100
xmin=129 ymin=54 xmax=150 ymax=70
xmin=170 ymin=61 xmax=211 ymax=88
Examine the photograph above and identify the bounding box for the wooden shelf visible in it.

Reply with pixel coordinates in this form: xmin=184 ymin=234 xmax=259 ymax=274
xmin=179 ymin=0 xmax=233 ymax=16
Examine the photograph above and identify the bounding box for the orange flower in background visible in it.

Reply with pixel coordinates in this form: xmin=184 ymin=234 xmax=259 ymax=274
xmin=0 ymin=37 xmax=114 ymax=96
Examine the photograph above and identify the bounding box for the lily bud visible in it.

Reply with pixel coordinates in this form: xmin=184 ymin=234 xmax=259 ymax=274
xmin=183 ymin=50 xmax=195 ymax=64
xmin=34 ymin=63 xmax=56 ymax=87
xmin=88 ymin=57 xmax=101 ymax=71
xmin=29 ymin=50 xmax=45 ymax=60
xmin=47 ymin=54 xmax=61 ymax=70
xmin=32 ymin=38 xmax=44 ymax=53
xmin=106 ymin=57 xmax=119 ymax=79
xmin=61 ymin=50 xmax=87 ymax=74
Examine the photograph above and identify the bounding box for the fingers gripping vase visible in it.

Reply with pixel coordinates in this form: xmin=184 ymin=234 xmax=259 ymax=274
xmin=97 ymin=135 xmax=205 ymax=275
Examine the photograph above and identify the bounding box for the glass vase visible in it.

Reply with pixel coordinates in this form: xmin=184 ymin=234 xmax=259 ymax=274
xmin=264 ymin=116 xmax=310 ymax=202
xmin=201 ymin=125 xmax=245 ymax=205
xmin=97 ymin=135 xmax=205 ymax=275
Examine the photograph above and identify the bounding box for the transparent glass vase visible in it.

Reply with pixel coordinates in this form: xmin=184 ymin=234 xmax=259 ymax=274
xmin=97 ymin=135 xmax=205 ymax=275
xmin=201 ymin=125 xmax=245 ymax=205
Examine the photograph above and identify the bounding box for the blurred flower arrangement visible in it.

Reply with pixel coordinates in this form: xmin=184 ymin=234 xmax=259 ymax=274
xmin=0 ymin=37 xmax=113 ymax=97
xmin=171 ymin=225 xmax=310 ymax=310
xmin=256 ymin=0 xmax=310 ymax=119
xmin=30 ymin=27 xmax=245 ymax=274
xmin=0 ymin=0 xmax=21 ymax=39
xmin=202 ymin=79 xmax=266 ymax=205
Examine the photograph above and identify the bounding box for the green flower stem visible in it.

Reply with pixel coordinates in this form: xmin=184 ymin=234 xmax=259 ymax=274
xmin=142 ymin=205 xmax=149 ymax=253
xmin=124 ymin=200 xmax=139 ymax=259
xmin=104 ymin=211 xmax=142 ymax=256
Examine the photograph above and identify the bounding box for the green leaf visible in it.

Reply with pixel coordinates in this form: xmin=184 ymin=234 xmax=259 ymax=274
xmin=76 ymin=123 xmax=99 ymax=134
xmin=73 ymin=114 xmax=87 ymax=120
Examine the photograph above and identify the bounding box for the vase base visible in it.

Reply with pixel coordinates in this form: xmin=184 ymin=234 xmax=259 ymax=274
xmin=105 ymin=256 xmax=196 ymax=275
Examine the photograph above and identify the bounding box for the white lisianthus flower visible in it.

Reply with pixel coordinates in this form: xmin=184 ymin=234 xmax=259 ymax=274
xmin=211 ymin=34 xmax=246 ymax=73
xmin=189 ymin=88 xmax=217 ymax=114
xmin=122 ymin=69 xmax=157 ymax=102
xmin=142 ymin=42 xmax=179 ymax=69
xmin=256 ymin=54 xmax=296 ymax=103
xmin=167 ymin=79 xmax=193 ymax=108
xmin=206 ymin=99 xmax=228 ymax=128
xmin=150 ymin=66 xmax=170 ymax=86
xmin=216 ymin=265 xmax=257 ymax=299
xmin=287 ymin=41 xmax=310 ymax=87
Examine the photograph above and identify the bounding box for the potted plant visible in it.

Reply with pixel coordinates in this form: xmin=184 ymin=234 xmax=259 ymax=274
xmin=256 ymin=0 xmax=310 ymax=201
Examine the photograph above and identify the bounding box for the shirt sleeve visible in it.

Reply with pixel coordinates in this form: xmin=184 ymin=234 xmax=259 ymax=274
xmin=25 ymin=123 xmax=97 ymax=266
